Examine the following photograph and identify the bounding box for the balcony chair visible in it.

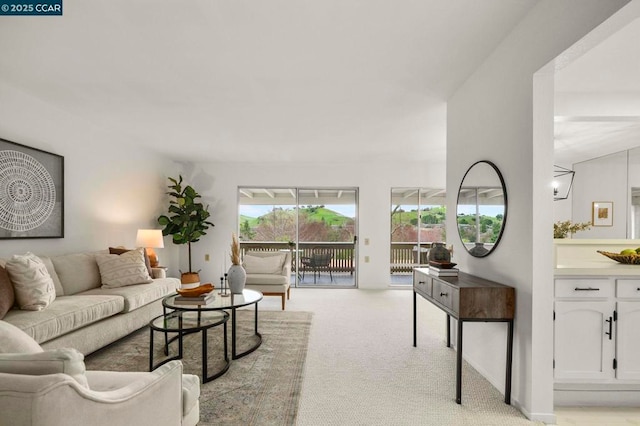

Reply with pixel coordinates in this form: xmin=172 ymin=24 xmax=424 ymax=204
xmin=300 ymin=247 xmax=333 ymax=283
xmin=0 ymin=320 xmax=200 ymax=426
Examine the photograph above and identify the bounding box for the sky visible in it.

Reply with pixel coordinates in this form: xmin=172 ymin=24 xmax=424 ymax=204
xmin=240 ymin=204 xmax=356 ymax=218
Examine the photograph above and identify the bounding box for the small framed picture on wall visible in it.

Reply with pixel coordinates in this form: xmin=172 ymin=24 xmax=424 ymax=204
xmin=592 ymin=201 xmax=613 ymax=227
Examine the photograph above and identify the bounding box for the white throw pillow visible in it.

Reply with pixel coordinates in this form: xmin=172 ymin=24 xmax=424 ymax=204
xmin=5 ymin=252 xmax=56 ymax=311
xmin=95 ymin=248 xmax=153 ymax=289
xmin=243 ymin=254 xmax=285 ymax=274
xmin=0 ymin=348 xmax=89 ymax=388
xmin=0 ymin=320 xmax=43 ymax=354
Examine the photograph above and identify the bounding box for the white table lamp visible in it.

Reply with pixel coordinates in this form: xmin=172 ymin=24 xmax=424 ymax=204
xmin=136 ymin=229 xmax=164 ymax=267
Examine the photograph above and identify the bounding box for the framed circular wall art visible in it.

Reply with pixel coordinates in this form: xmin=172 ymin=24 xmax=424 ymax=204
xmin=0 ymin=138 xmax=64 ymax=239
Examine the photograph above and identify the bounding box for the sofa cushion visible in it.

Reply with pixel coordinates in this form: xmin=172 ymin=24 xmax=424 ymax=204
xmin=80 ymin=278 xmax=178 ymax=313
xmin=0 ymin=320 xmax=43 ymax=353
xmin=245 ymin=273 xmax=289 ymax=286
xmin=5 ymin=253 xmax=56 ymax=311
xmin=38 ymin=256 xmax=64 ymax=296
xmin=0 ymin=348 xmax=88 ymax=388
xmin=109 ymin=247 xmax=153 ymax=277
xmin=2 ymin=295 xmax=124 ymax=344
xmin=0 ymin=265 xmax=15 ymax=319
xmin=243 ymin=252 xmax=286 ymax=274
xmin=95 ymin=249 xmax=153 ymax=289
xmin=51 ymin=253 xmax=102 ymax=295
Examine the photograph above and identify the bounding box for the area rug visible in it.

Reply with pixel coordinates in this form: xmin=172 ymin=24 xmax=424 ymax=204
xmin=85 ymin=310 xmax=313 ymax=426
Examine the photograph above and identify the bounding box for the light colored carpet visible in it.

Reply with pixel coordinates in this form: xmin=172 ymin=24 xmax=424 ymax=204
xmin=84 ymin=309 xmax=312 ymax=426
xmin=261 ymin=288 xmax=543 ymax=426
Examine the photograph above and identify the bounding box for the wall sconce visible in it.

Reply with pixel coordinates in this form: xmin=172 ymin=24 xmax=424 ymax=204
xmin=553 ymin=165 xmax=575 ymax=201
xmin=136 ymin=229 xmax=164 ymax=267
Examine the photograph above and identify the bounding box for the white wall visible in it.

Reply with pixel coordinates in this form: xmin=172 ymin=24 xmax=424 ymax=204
xmin=573 ymin=151 xmax=628 ymax=238
xmin=174 ymin=160 xmax=445 ymax=289
xmin=447 ymin=0 xmax=629 ymax=422
xmin=0 ymin=81 xmax=181 ymax=272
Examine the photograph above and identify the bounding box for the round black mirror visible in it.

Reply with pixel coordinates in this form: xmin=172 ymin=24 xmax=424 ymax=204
xmin=456 ymin=160 xmax=507 ymax=258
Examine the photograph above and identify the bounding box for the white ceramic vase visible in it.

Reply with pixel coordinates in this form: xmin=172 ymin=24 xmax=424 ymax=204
xmin=227 ymin=264 xmax=246 ymax=294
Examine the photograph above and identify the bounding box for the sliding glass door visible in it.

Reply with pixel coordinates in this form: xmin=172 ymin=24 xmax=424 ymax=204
xmin=238 ymin=187 xmax=358 ymax=288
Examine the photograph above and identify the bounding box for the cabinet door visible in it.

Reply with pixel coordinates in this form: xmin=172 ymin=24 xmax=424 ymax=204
xmin=554 ymin=301 xmax=615 ymax=381
xmin=616 ymin=301 xmax=640 ymax=380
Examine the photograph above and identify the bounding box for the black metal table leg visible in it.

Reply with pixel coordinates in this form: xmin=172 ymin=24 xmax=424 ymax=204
xmin=231 ymin=307 xmax=237 ymax=358
xmin=149 ymin=326 xmax=154 ymax=372
xmin=505 ymin=319 xmax=514 ymax=404
xmin=413 ymin=291 xmax=417 ymax=347
xmin=456 ymin=319 xmax=463 ymax=404
xmin=447 ymin=314 xmax=451 ymax=348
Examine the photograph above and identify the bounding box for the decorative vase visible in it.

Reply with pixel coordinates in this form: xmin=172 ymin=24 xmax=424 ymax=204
xmin=227 ymin=264 xmax=246 ymax=294
xmin=469 ymin=242 xmax=489 ymax=256
xmin=428 ymin=242 xmax=451 ymax=263
xmin=180 ymin=272 xmax=200 ymax=289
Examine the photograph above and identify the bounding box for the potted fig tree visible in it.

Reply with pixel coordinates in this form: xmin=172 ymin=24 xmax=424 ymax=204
xmin=157 ymin=175 xmax=214 ymax=286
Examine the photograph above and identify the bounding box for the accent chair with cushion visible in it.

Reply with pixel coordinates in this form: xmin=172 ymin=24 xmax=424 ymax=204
xmin=0 ymin=320 xmax=200 ymax=426
xmin=243 ymin=251 xmax=291 ymax=310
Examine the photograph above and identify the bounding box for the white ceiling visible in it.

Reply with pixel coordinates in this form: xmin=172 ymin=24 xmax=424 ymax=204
xmin=0 ymin=0 xmax=539 ymax=164
xmin=554 ymin=16 xmax=640 ymax=165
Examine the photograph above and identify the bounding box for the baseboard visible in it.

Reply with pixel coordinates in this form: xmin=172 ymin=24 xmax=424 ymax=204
xmin=555 ymin=389 xmax=640 ymax=406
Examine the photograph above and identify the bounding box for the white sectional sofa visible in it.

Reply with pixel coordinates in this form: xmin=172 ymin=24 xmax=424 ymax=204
xmin=1 ymin=250 xmax=180 ymax=355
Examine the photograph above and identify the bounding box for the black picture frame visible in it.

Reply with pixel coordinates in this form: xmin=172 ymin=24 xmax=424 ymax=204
xmin=0 ymin=138 xmax=64 ymax=239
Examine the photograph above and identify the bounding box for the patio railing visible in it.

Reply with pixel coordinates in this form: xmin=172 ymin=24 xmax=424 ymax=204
xmin=240 ymin=241 xmax=356 ymax=273
xmin=390 ymin=242 xmax=433 ymax=273
xmin=240 ymin=241 xmax=437 ymax=274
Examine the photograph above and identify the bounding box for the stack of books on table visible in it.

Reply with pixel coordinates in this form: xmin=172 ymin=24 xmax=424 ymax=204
xmin=174 ymin=291 xmax=216 ymax=305
xmin=428 ymin=265 xmax=459 ymax=277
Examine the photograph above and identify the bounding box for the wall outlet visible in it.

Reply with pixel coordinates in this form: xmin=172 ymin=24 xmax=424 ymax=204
xmin=204 ymin=254 xmax=210 ymax=261
xmin=364 ymin=238 xmax=370 ymax=245
xmin=364 ymin=255 xmax=370 ymax=263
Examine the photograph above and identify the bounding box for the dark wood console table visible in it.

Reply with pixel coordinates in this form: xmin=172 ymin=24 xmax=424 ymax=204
xmin=412 ymin=268 xmax=515 ymax=404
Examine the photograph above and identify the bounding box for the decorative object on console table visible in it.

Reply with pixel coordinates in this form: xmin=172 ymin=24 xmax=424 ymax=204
xmin=157 ymin=175 xmax=214 ymax=287
xmin=428 ymin=260 xmax=458 ymax=277
xmin=228 ymin=233 xmax=246 ymax=294
xmin=427 ymin=242 xmax=451 ymax=263
xmin=0 ymin=138 xmax=64 ymax=239
xmin=592 ymin=201 xmax=613 ymax=227
xmin=136 ymin=229 xmax=164 ymax=267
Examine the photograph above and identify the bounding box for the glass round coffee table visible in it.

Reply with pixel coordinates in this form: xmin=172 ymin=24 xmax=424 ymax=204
xmin=149 ymin=309 xmax=229 ymax=383
xmin=163 ymin=288 xmax=263 ymax=360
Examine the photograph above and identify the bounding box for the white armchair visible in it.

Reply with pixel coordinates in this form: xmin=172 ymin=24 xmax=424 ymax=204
xmin=0 ymin=321 xmax=199 ymax=426
xmin=243 ymin=251 xmax=292 ymax=310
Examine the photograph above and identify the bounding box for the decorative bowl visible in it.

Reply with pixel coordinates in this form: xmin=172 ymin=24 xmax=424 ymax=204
xmin=597 ymin=250 xmax=640 ymax=265
xmin=428 ymin=260 xmax=457 ymax=269
xmin=177 ymin=283 xmax=214 ymax=297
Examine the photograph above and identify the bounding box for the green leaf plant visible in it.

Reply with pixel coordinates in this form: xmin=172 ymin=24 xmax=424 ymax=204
xmin=157 ymin=175 xmax=214 ymax=273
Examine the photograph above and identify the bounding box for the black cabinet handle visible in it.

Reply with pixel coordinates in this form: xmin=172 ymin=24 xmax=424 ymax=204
xmin=418 ymin=281 xmax=426 ymax=284
xmin=605 ymin=316 xmax=613 ymax=340
xmin=440 ymin=292 xmax=448 ymax=297
xmin=574 ymin=287 xmax=600 ymax=291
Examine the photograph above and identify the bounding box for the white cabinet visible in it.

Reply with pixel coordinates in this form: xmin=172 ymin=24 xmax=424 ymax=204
xmin=617 ymin=301 xmax=640 ymax=380
xmin=554 ymin=300 xmax=615 ymax=381
xmin=554 ymin=277 xmax=640 ymax=385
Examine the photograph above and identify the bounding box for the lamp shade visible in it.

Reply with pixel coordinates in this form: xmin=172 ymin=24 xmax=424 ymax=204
xmin=136 ymin=229 xmax=165 ymax=248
